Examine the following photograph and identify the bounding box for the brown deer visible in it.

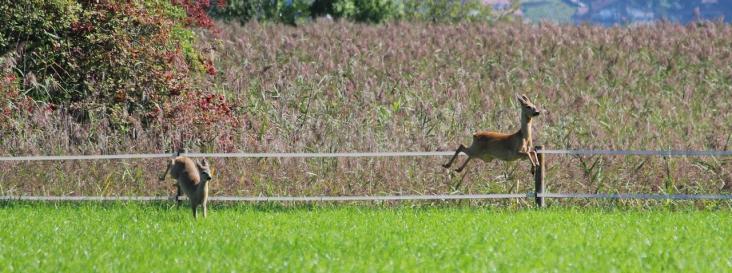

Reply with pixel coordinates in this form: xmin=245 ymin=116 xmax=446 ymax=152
xmin=159 ymin=153 xmax=213 ymax=218
xmin=442 ymin=94 xmax=541 ymax=173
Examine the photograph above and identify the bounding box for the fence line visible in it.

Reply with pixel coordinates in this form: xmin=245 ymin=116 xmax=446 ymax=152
xmin=0 ymin=194 xmax=529 ymax=202
xmin=3 ymin=148 xmax=731 ymax=205
xmin=0 ymin=152 xmax=454 ymax=162
xmin=536 ymin=193 xmax=732 ymax=200
xmin=1 ymin=149 xmax=730 ymax=162
xmin=3 ymin=193 xmax=732 ymax=202
xmin=0 ymin=196 xmax=172 ymax=201
xmin=539 ymin=149 xmax=732 ymax=157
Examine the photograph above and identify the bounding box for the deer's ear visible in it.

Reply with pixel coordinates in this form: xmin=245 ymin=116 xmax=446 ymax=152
xmin=200 ymin=158 xmax=209 ymax=166
xmin=516 ymin=94 xmax=525 ymax=103
xmin=521 ymin=94 xmax=530 ymax=102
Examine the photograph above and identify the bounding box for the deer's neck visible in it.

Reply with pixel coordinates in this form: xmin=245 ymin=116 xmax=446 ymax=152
xmin=520 ymin=114 xmax=533 ymax=141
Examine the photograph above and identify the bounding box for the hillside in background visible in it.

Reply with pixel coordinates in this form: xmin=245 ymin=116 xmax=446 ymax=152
xmin=516 ymin=0 xmax=732 ymax=25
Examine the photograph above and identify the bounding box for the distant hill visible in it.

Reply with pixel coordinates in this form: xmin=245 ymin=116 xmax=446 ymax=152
xmin=510 ymin=0 xmax=732 ymax=25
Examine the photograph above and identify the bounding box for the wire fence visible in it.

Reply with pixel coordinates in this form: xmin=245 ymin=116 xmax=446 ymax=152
xmin=0 ymin=194 xmax=528 ymax=202
xmin=540 ymin=149 xmax=732 ymax=157
xmin=2 ymin=193 xmax=732 ymax=202
xmin=536 ymin=193 xmax=732 ymax=200
xmin=0 ymin=151 xmax=453 ymax=161
xmin=1 ymin=149 xmax=730 ymax=161
xmin=1 ymin=148 xmax=731 ymax=204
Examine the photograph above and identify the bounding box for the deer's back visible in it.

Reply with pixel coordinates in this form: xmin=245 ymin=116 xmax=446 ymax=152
xmin=473 ymin=131 xmax=513 ymax=142
xmin=470 ymin=131 xmax=524 ymax=161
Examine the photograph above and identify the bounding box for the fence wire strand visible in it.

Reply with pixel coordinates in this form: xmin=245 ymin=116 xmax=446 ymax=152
xmin=3 ymin=193 xmax=732 ymax=202
xmin=0 ymin=194 xmax=529 ymax=202
xmin=0 ymin=149 xmax=730 ymax=161
xmin=536 ymin=193 xmax=732 ymax=200
xmin=539 ymin=149 xmax=732 ymax=156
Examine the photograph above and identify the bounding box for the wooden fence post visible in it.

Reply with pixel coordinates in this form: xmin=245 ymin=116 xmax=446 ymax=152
xmin=534 ymin=145 xmax=545 ymax=208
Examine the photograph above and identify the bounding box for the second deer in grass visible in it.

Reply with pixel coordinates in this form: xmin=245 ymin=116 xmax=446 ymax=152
xmin=159 ymin=153 xmax=213 ymax=218
xmin=443 ymin=94 xmax=541 ymax=173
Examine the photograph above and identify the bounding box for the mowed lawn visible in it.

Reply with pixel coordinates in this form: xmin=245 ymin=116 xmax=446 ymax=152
xmin=1 ymin=203 xmax=731 ymax=272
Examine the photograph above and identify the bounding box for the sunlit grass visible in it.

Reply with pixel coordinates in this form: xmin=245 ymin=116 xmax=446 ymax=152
xmin=1 ymin=202 xmax=731 ymax=272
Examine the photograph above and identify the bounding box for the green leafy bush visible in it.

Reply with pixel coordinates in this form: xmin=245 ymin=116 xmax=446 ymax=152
xmin=0 ymin=1 xmax=220 ymax=113
xmin=0 ymin=0 xmax=237 ymax=151
xmin=0 ymin=0 xmax=82 ymax=56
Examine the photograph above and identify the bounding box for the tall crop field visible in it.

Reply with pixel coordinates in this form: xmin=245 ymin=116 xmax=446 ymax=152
xmin=1 ymin=21 xmax=730 ymax=199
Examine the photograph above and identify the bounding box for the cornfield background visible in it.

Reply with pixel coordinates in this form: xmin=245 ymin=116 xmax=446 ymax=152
xmin=1 ymin=21 xmax=731 ymax=199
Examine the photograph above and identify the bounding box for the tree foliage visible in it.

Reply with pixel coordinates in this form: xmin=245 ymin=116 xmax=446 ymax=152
xmin=211 ymin=0 xmax=508 ymax=24
xmin=0 ymin=0 xmax=237 ymax=150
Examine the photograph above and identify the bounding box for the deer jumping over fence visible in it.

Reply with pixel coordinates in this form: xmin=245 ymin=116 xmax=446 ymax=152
xmin=159 ymin=151 xmax=213 ymax=218
xmin=442 ymin=94 xmax=541 ymax=174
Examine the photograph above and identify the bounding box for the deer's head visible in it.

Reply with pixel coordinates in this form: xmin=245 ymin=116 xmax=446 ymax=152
xmin=517 ymin=94 xmax=540 ymax=119
xmin=196 ymin=158 xmax=213 ymax=183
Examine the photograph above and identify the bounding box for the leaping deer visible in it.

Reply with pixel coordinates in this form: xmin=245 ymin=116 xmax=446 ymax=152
xmin=442 ymin=94 xmax=541 ymax=173
xmin=159 ymin=151 xmax=213 ymax=218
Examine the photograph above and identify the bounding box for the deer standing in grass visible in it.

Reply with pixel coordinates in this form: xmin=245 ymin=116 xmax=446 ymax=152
xmin=443 ymin=94 xmax=541 ymax=173
xmin=159 ymin=154 xmax=213 ymax=218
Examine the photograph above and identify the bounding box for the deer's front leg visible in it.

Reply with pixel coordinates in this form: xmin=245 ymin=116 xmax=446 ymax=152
xmin=519 ymin=151 xmax=537 ymax=174
xmin=524 ymin=145 xmax=539 ymax=166
xmin=443 ymin=144 xmax=466 ymax=169
xmin=455 ymin=157 xmax=473 ymax=173
xmin=524 ymin=149 xmax=537 ymax=166
xmin=529 ymin=150 xmax=541 ymax=175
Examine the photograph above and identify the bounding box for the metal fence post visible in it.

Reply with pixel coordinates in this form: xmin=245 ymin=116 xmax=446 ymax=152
xmin=534 ymin=145 xmax=545 ymax=208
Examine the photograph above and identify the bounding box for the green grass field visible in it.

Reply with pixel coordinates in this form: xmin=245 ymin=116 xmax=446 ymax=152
xmin=1 ymin=202 xmax=731 ymax=272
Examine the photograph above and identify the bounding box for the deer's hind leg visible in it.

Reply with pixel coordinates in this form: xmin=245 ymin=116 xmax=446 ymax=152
xmin=443 ymin=144 xmax=467 ymax=169
xmin=455 ymin=155 xmax=493 ymax=173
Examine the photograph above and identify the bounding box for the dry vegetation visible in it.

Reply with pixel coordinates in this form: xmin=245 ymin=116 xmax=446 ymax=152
xmin=1 ymin=21 xmax=731 ymax=199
